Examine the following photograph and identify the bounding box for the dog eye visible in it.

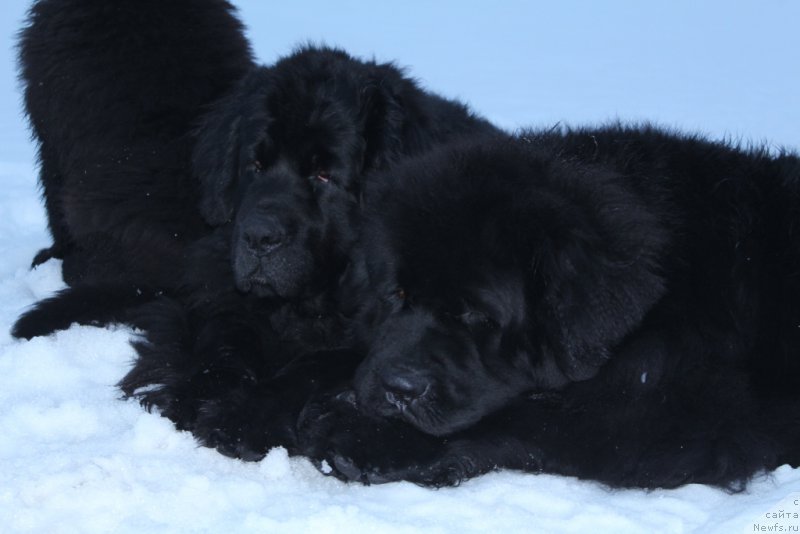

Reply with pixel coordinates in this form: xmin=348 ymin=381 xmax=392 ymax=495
xmin=454 ymin=310 xmax=499 ymax=330
xmin=385 ymin=287 xmax=407 ymax=302
xmin=315 ymin=171 xmax=332 ymax=183
xmin=382 ymin=286 xmax=409 ymax=308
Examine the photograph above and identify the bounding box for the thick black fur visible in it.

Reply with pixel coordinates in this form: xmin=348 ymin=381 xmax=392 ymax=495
xmin=19 ymin=3 xmax=796 ymax=491
xmin=113 ymin=46 xmax=500 ymax=459
xmin=18 ymin=0 xmax=254 ymax=288
xmin=297 ymin=125 xmax=800 ymax=490
xmin=13 ymin=41 xmax=498 ymax=340
xmin=194 ymin=45 xmax=500 ymax=300
xmin=119 ymin=296 xmax=364 ymax=460
xmin=13 ymin=27 xmax=499 ymax=462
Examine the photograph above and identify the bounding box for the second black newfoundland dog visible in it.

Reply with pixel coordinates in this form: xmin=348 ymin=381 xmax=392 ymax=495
xmin=294 ymin=125 xmax=800 ymax=490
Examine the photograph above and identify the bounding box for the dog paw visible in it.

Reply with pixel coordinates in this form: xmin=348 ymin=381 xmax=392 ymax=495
xmin=192 ymin=389 xmax=299 ymax=461
xmin=200 ymin=425 xmax=268 ymax=462
xmin=314 ymin=443 xmax=478 ymax=487
xmin=297 ymin=391 xmax=445 ymax=485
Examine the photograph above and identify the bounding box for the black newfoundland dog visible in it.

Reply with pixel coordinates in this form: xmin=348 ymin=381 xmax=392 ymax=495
xmin=294 ymin=126 xmax=800 ymax=490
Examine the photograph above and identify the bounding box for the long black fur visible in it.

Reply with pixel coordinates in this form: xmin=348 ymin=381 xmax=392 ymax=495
xmin=297 ymin=125 xmax=800 ymax=490
xmin=13 ymin=40 xmax=499 ymax=341
xmin=114 ymin=46 xmax=500 ymax=459
xmin=17 ymin=0 xmax=253 ymax=287
xmin=14 ymin=18 xmax=501 ymax=463
xmin=194 ymin=45 xmax=500 ymax=301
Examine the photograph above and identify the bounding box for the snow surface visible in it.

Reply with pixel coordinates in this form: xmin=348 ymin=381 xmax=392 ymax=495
xmin=2 ymin=1 xmax=800 ymax=532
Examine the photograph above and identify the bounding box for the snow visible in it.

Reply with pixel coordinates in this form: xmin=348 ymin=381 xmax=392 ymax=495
xmin=1 ymin=1 xmax=800 ymax=532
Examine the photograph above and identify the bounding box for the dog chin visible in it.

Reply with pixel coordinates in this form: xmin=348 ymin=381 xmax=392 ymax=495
xmin=236 ymin=271 xmax=314 ymax=300
xmin=236 ymin=278 xmax=278 ymax=298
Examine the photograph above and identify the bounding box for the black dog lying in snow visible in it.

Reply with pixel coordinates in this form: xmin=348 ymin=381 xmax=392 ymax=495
xmin=113 ymin=125 xmax=800 ymax=490
xmin=291 ymin=126 xmax=800 ymax=490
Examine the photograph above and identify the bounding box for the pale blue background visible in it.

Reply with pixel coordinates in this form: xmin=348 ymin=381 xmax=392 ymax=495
xmin=2 ymin=0 xmax=799 ymax=167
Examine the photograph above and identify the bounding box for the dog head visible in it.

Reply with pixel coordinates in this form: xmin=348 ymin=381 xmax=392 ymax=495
xmin=193 ymin=46 xmax=413 ymax=299
xmin=348 ymin=135 xmax=669 ymax=435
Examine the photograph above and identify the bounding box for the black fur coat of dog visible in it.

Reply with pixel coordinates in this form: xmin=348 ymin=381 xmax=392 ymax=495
xmin=294 ymin=126 xmax=800 ymax=490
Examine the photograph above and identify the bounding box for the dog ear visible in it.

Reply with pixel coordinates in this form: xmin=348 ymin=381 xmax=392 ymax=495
xmin=357 ymin=67 xmax=409 ymax=172
xmin=531 ymin=174 xmax=669 ymax=382
xmin=193 ymin=68 xmax=272 ymax=225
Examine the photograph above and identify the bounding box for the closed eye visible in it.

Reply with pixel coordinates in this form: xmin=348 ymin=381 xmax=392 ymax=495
xmin=382 ymin=286 xmax=409 ymax=310
xmin=450 ymin=310 xmax=499 ymax=330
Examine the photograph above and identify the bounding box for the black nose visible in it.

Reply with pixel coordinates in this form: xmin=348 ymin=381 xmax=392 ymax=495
xmin=380 ymin=369 xmax=430 ymax=406
xmin=242 ymin=218 xmax=286 ymax=255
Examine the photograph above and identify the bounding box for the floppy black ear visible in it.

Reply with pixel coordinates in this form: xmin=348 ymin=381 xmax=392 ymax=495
xmin=532 ymin=176 xmax=669 ymax=382
xmin=193 ymin=67 xmax=272 ymax=225
xmin=357 ymin=67 xmax=409 ymax=172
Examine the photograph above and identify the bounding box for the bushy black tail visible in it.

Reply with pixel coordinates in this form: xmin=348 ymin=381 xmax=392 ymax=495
xmin=11 ymin=284 xmax=157 ymax=340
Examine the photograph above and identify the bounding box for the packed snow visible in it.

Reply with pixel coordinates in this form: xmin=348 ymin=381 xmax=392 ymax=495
xmin=2 ymin=1 xmax=800 ymax=532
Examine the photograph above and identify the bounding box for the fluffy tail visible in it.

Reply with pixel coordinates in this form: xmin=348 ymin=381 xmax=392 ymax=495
xmin=11 ymin=284 xmax=158 ymax=339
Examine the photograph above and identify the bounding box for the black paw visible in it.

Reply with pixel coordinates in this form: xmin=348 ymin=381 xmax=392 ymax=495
xmin=200 ymin=423 xmax=268 ymax=462
xmin=127 ymin=373 xmax=300 ymax=462
xmin=192 ymin=391 xmax=298 ymax=461
xmin=126 ymin=382 xmax=202 ymax=433
xmin=298 ymin=391 xmax=447 ymax=485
